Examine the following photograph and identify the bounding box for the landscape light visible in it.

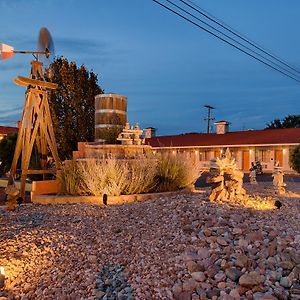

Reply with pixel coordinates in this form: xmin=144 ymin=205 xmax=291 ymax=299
xmin=0 ymin=266 xmax=5 ymax=288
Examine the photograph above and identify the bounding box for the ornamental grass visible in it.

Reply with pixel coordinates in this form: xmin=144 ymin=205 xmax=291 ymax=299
xmin=58 ymin=155 xmax=202 ymax=196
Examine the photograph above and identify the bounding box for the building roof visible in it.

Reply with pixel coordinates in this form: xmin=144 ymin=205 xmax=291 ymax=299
xmin=0 ymin=126 xmax=18 ymax=135
xmin=146 ymin=128 xmax=300 ymax=148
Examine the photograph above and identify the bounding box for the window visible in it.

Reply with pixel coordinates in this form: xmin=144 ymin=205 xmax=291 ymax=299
xmin=199 ymin=150 xmax=209 ymax=161
xmin=255 ymin=149 xmax=270 ymax=162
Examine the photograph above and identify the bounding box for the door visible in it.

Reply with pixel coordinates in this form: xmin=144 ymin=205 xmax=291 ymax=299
xmin=275 ymin=150 xmax=283 ymax=166
xmin=214 ymin=150 xmax=221 ymax=158
xmin=242 ymin=150 xmax=250 ymax=171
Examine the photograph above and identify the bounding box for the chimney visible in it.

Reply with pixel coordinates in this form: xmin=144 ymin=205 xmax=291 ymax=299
xmin=16 ymin=120 xmax=21 ymax=128
xmin=214 ymin=121 xmax=230 ymax=134
xmin=144 ymin=127 xmax=157 ymax=138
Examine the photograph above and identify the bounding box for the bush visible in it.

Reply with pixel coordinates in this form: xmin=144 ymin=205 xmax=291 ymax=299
xmin=155 ymin=154 xmax=201 ymax=192
xmin=123 ymin=159 xmax=157 ymax=195
xmin=58 ymin=161 xmax=86 ymax=195
xmin=80 ymin=159 xmax=128 ymax=196
xmin=290 ymin=144 xmax=300 ymax=173
xmin=58 ymin=156 xmax=202 ymax=196
xmin=0 ymin=133 xmax=17 ymax=175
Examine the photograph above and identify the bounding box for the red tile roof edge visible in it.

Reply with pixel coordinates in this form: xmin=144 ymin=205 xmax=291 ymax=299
xmin=0 ymin=126 xmax=19 ymax=135
xmin=146 ymin=128 xmax=300 ymax=148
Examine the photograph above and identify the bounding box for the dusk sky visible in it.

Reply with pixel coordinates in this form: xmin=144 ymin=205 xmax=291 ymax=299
xmin=0 ymin=0 xmax=299 ymax=135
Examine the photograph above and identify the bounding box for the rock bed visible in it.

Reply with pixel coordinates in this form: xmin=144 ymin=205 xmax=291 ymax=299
xmin=0 ymin=182 xmax=299 ymax=299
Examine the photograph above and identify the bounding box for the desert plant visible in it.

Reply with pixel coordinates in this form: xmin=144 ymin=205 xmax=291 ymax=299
xmin=123 ymin=159 xmax=157 ymax=195
xmin=154 ymin=154 xmax=202 ymax=192
xmin=80 ymin=159 xmax=128 ymax=196
xmin=58 ymin=155 xmax=202 ymax=196
xmin=80 ymin=158 xmax=157 ymax=196
xmin=58 ymin=160 xmax=86 ymax=195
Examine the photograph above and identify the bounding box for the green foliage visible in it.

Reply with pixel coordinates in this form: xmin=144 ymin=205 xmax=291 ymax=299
xmin=98 ymin=127 xmax=123 ymax=144
xmin=46 ymin=57 xmax=103 ymax=160
xmin=0 ymin=133 xmax=17 ymax=175
xmin=58 ymin=156 xmax=201 ymax=196
xmin=289 ymin=145 xmax=300 ymax=174
xmin=266 ymin=114 xmax=300 ymax=129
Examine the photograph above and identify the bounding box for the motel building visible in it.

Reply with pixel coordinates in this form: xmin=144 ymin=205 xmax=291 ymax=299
xmin=146 ymin=121 xmax=300 ymax=173
xmin=0 ymin=125 xmax=18 ymax=141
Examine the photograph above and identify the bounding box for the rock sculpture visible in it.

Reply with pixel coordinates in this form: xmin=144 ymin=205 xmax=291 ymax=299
xmin=207 ymin=148 xmax=246 ymax=202
xmin=272 ymin=162 xmax=286 ymax=195
xmin=207 ymin=148 xmax=275 ymax=209
xmin=5 ymin=174 xmax=20 ymax=211
xmin=249 ymin=169 xmax=257 ymax=185
xmin=117 ymin=122 xmax=144 ymax=145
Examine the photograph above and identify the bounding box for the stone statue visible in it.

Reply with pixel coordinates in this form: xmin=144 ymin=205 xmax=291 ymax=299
xmin=207 ymin=159 xmax=226 ymax=202
xmin=207 ymin=148 xmax=246 ymax=202
xmin=5 ymin=173 xmax=20 ymax=211
xmin=117 ymin=122 xmax=144 ymax=145
xmin=249 ymin=169 xmax=257 ymax=185
xmin=272 ymin=162 xmax=286 ymax=195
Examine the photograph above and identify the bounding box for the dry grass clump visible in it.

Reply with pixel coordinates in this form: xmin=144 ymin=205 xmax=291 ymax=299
xmin=58 ymin=156 xmax=202 ymax=196
xmin=155 ymin=154 xmax=202 ymax=192
xmin=58 ymin=161 xmax=85 ymax=195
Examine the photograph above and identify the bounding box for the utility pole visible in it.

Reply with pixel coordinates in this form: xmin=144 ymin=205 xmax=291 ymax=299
xmin=204 ymin=105 xmax=215 ymax=134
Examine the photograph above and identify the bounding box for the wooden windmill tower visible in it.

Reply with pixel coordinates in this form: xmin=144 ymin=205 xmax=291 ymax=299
xmin=0 ymin=28 xmax=61 ymax=202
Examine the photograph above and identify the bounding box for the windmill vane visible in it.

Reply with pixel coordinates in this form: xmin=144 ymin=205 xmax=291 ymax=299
xmin=0 ymin=27 xmax=54 ymax=61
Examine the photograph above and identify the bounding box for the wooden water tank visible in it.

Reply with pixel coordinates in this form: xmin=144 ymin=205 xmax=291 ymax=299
xmin=95 ymin=94 xmax=127 ymax=141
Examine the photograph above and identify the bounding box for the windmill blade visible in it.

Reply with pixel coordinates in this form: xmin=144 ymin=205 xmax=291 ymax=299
xmin=38 ymin=27 xmax=55 ymax=58
xmin=0 ymin=43 xmax=14 ymax=60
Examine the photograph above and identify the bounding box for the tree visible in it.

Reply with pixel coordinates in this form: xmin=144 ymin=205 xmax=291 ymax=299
xmin=266 ymin=115 xmax=300 ymax=129
xmin=46 ymin=57 xmax=103 ymax=160
xmin=0 ymin=133 xmax=17 ymax=175
xmin=290 ymin=145 xmax=300 ymax=174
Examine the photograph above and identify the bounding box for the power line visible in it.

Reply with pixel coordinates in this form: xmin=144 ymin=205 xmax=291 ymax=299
xmin=152 ymin=0 xmax=300 ymax=83
xmin=164 ymin=0 xmax=300 ymax=79
xmin=181 ymin=0 xmax=300 ymax=75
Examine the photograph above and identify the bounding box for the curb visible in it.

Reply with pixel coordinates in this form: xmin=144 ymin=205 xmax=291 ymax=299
xmin=31 ymin=188 xmax=194 ymax=206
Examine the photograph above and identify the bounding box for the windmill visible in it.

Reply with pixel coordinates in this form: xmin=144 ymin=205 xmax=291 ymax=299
xmin=0 ymin=28 xmax=61 ymax=207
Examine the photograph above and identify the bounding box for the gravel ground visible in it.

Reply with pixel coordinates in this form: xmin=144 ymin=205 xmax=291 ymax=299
xmin=0 ymin=182 xmax=300 ymax=300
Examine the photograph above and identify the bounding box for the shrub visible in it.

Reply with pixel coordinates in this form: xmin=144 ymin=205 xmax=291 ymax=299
xmin=290 ymin=144 xmax=300 ymax=173
xmin=58 ymin=155 xmax=202 ymax=196
xmin=78 ymin=158 xmax=157 ymax=196
xmin=123 ymin=159 xmax=157 ymax=195
xmin=58 ymin=160 xmax=86 ymax=195
xmin=154 ymin=154 xmax=202 ymax=192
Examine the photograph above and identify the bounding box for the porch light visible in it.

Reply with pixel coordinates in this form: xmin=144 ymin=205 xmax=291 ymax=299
xmin=195 ymin=150 xmax=198 ymax=155
xmin=172 ymin=150 xmax=176 ymax=155
xmin=283 ymin=148 xmax=286 ymax=154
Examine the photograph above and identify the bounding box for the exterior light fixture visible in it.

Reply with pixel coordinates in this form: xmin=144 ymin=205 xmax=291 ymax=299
xmin=172 ymin=150 xmax=176 ymax=155
xmin=103 ymin=194 xmax=108 ymax=206
xmin=283 ymin=148 xmax=286 ymax=154
xmin=0 ymin=266 xmax=5 ymax=288
xmin=195 ymin=150 xmax=198 ymax=154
